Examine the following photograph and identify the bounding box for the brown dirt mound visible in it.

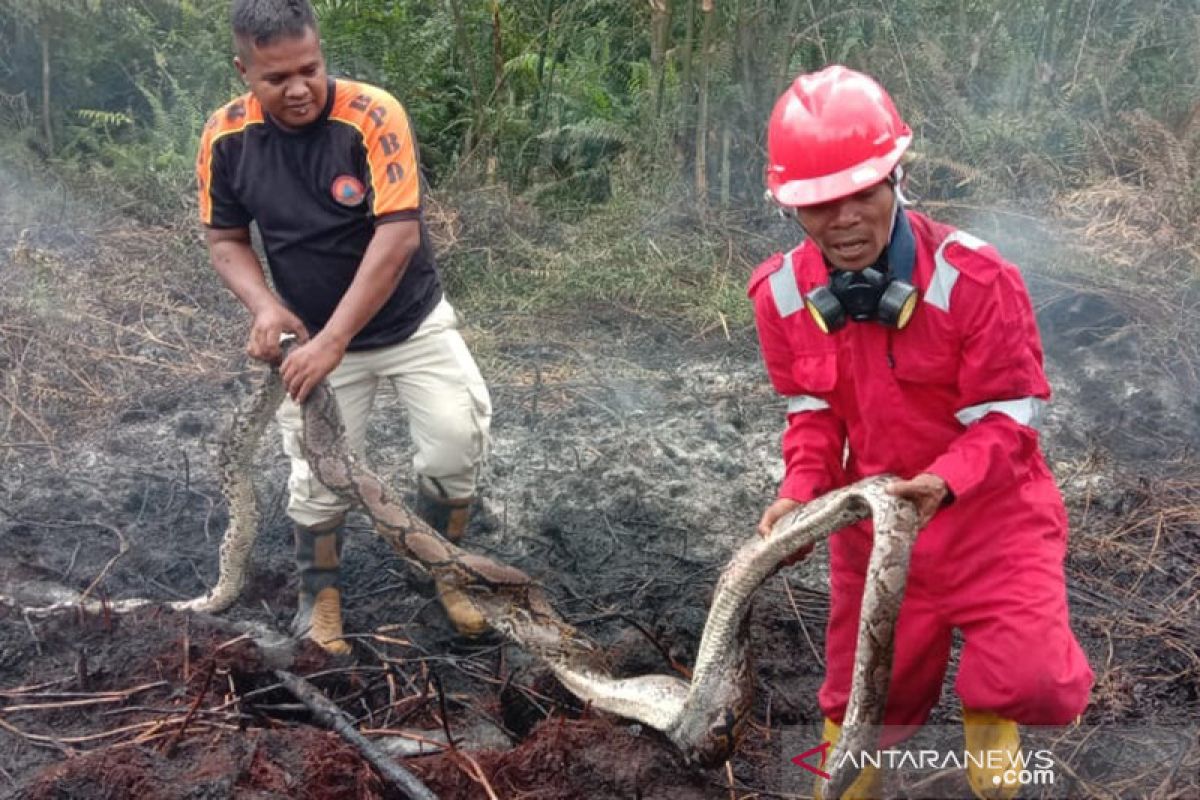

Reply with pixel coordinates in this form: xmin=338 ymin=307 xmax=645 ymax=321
xmin=18 ymin=727 xmax=383 ymax=800
xmin=409 ymin=716 xmax=710 ymax=799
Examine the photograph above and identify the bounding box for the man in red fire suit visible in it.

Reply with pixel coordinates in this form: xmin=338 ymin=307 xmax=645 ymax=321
xmin=748 ymin=66 xmax=1093 ymax=799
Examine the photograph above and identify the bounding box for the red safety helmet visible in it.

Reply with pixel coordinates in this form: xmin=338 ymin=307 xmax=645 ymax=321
xmin=765 ymin=65 xmax=912 ymax=208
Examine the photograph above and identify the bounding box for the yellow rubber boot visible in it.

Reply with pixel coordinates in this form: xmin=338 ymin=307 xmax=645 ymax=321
xmin=813 ymin=718 xmax=883 ymax=800
xmin=292 ymin=518 xmax=352 ymax=656
xmin=963 ymin=707 xmax=1022 ymax=799
xmin=436 ymin=582 xmax=489 ymax=637
xmin=415 ymin=483 xmax=489 ymax=637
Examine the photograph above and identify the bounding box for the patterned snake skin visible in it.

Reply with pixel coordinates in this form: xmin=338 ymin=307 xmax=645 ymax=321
xmin=0 ymin=372 xmax=285 ymax=618
xmin=2 ymin=360 xmax=919 ymax=790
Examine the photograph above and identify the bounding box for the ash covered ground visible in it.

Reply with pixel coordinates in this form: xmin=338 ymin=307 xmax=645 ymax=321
xmin=1 ymin=215 xmax=1197 ymax=799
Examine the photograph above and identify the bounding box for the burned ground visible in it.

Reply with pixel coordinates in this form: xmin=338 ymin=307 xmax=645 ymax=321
xmin=1 ymin=206 xmax=1198 ymax=799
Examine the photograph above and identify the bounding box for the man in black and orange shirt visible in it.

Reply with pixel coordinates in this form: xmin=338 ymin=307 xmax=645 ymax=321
xmin=197 ymin=0 xmax=492 ymax=652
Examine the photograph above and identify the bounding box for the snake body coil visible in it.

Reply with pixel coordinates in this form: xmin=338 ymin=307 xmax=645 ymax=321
xmin=3 ymin=364 xmax=919 ymax=798
xmin=293 ymin=359 xmax=919 ymax=794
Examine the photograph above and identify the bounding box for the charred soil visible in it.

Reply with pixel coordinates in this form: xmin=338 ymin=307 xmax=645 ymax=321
xmin=1 ymin=215 xmax=1198 ymax=799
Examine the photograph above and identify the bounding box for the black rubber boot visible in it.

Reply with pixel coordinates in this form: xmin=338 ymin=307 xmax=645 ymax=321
xmin=413 ymin=479 xmax=472 ymax=542
xmin=292 ymin=516 xmax=351 ymax=655
xmin=413 ymin=479 xmax=487 ymax=637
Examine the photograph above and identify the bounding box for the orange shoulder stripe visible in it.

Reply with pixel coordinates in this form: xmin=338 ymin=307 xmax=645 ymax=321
xmin=329 ymin=80 xmax=421 ymax=217
xmin=196 ymin=93 xmax=264 ymax=225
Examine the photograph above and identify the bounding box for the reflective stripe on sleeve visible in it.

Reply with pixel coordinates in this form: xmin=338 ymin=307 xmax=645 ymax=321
xmin=768 ymin=250 xmax=805 ymax=318
xmin=786 ymin=395 xmax=831 ymax=414
xmin=927 ymin=230 xmax=986 ymax=312
xmin=955 ymin=397 xmax=1045 ymax=429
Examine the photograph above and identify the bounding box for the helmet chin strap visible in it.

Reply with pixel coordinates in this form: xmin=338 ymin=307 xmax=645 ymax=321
xmin=890 ymin=164 xmax=910 ymax=206
xmin=886 ymin=165 xmax=908 ymax=241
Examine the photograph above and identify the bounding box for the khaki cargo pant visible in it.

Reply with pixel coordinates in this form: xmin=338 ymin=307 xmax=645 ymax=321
xmin=276 ymin=298 xmax=492 ymax=528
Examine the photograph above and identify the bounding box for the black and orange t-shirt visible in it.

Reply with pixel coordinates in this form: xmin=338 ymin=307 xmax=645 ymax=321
xmin=196 ymin=78 xmax=441 ymax=350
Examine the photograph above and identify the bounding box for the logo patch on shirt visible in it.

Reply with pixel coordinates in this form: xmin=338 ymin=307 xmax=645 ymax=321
xmin=331 ymin=175 xmax=366 ymax=207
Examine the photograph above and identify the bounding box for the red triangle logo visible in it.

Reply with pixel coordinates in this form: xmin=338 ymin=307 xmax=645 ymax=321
xmin=791 ymin=740 xmax=832 ymax=779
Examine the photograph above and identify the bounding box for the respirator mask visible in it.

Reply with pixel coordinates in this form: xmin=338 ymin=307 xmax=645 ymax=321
xmin=803 ymin=262 xmax=918 ymax=333
xmin=796 ymin=181 xmax=919 ymax=334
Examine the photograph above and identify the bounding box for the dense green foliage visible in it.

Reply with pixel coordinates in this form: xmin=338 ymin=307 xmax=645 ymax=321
xmin=2 ymin=0 xmax=1197 ymax=224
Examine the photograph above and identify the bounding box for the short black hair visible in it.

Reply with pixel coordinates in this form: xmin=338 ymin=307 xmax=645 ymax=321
xmin=231 ymin=0 xmax=317 ymax=55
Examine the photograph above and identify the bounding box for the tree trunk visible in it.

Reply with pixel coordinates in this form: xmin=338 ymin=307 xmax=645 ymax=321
xmin=447 ymin=0 xmax=485 ymax=158
xmin=491 ymin=0 xmax=504 ymax=95
xmin=735 ymin=0 xmax=753 ymax=110
xmin=543 ymin=55 xmax=559 ymax=128
xmin=648 ymin=0 xmax=671 ymax=120
xmin=533 ymin=0 xmax=556 ymax=129
xmin=1032 ymin=0 xmax=1068 ymax=106
xmin=719 ymin=125 xmax=731 ymax=207
xmin=805 ymin=0 xmax=827 ymax=64
xmin=539 ymin=52 xmax=560 ymax=169
xmin=40 ymin=16 xmax=53 ymax=154
xmin=678 ymin=0 xmax=695 ymax=145
xmin=486 ymin=0 xmax=503 ymax=185
xmin=693 ymin=0 xmax=714 ymax=201
xmin=724 ymin=0 xmax=753 ymax=128
xmin=776 ymin=0 xmax=805 ymax=97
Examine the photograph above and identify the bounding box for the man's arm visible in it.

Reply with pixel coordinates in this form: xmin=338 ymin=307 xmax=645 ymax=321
xmin=749 ymin=263 xmax=847 ymax=540
xmin=280 ymin=219 xmax=421 ymax=402
xmin=922 ymin=264 xmax=1049 ymax=503
xmin=206 ymin=226 xmax=308 ymax=363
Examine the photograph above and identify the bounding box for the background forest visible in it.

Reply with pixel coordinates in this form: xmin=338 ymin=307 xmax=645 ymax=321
xmin=1 ymin=0 xmax=1198 ymax=241
xmin=2 ymin=3 xmax=1199 ymax=798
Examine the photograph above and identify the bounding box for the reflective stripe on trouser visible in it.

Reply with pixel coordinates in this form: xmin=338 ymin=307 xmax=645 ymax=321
xmin=277 ymin=298 xmax=492 ymax=527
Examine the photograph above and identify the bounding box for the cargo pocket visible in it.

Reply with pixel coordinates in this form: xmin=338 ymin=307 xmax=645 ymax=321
xmin=457 ymin=353 xmax=493 ymax=468
xmin=439 ymin=320 xmax=493 ymax=472
xmin=791 ymin=351 xmax=838 ymax=395
xmin=443 ymin=300 xmax=492 ymax=465
xmin=277 ymin=401 xmax=318 ymax=506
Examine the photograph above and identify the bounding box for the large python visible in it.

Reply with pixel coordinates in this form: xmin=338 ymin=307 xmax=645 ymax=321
xmin=3 ymin=361 xmax=919 ymax=798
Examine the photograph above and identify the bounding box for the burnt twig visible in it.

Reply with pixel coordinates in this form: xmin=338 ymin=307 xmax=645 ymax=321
xmin=274 ymin=669 xmax=437 ymax=800
xmin=162 ymin=660 xmax=216 ymax=757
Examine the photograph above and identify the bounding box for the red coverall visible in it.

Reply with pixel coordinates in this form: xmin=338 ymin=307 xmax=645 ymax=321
xmin=748 ymin=210 xmax=1093 ymax=736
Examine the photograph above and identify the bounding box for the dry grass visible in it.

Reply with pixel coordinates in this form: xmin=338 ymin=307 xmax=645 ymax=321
xmin=1 ymin=217 xmax=245 ymax=467
xmin=0 ymin=173 xmax=760 ymax=476
xmin=1048 ymin=107 xmax=1200 ymax=394
xmin=0 ymin=157 xmax=484 ymax=470
xmin=1053 ymin=466 xmax=1200 ymax=798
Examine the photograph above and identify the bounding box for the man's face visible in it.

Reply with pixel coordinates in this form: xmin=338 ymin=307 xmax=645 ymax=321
xmin=794 ymin=181 xmax=895 ymax=271
xmin=235 ymin=26 xmax=327 ymax=129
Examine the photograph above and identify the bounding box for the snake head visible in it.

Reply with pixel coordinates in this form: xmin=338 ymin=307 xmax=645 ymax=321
xmin=690 ymin=707 xmax=749 ymax=768
xmin=667 ymin=638 xmax=754 ymax=768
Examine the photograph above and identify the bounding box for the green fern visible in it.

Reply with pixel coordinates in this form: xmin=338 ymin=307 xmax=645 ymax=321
xmin=75 ymin=108 xmax=132 ymax=130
